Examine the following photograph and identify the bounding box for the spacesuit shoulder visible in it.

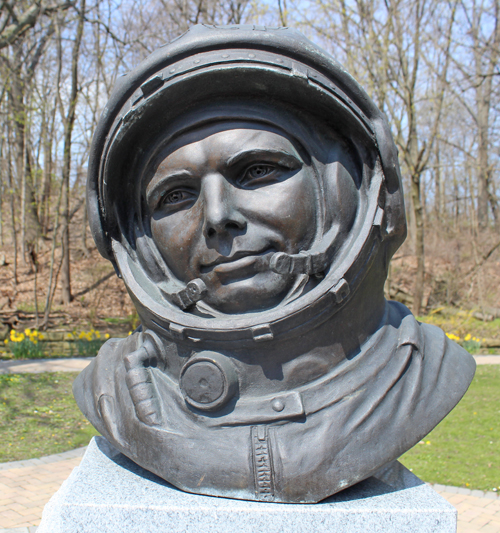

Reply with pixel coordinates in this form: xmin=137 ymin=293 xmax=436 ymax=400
xmin=388 ymin=299 xmax=476 ymax=415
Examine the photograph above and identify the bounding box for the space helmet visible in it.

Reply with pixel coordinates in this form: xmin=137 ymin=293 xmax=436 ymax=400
xmin=87 ymin=24 xmax=407 ymax=349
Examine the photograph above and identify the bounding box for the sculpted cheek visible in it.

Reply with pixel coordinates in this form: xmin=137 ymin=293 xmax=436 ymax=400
xmin=324 ymin=163 xmax=358 ymax=232
xmin=286 ymin=185 xmax=317 ymax=250
xmin=151 ymin=207 xmax=202 ymax=281
xmin=247 ymin=173 xmax=317 ymax=253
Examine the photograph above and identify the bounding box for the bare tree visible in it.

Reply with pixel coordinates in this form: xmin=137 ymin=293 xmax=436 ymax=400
xmin=59 ymin=0 xmax=85 ymax=304
xmin=450 ymin=0 xmax=500 ymax=229
xmin=297 ymin=0 xmax=456 ymax=314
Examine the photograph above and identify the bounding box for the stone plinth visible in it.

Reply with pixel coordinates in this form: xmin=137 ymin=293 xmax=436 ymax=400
xmin=37 ymin=437 xmax=456 ymax=533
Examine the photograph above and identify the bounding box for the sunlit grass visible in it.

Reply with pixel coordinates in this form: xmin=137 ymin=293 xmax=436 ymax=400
xmin=0 ymin=372 xmax=99 ymax=462
xmin=400 ymin=365 xmax=500 ymax=492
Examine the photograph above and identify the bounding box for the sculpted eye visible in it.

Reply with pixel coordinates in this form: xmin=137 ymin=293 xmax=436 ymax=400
xmin=240 ymin=164 xmax=277 ymax=186
xmin=165 ymin=191 xmax=184 ymax=204
xmin=248 ymin=165 xmax=274 ymax=178
xmin=160 ymin=189 xmax=195 ymax=208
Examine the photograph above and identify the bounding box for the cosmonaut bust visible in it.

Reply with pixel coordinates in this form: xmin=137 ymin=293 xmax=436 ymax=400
xmin=74 ymin=24 xmax=475 ymax=504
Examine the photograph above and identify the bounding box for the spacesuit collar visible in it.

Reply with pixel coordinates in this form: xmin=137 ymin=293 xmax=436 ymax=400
xmin=151 ymin=301 xmax=422 ymax=427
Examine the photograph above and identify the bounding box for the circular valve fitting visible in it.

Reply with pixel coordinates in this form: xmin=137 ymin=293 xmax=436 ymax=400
xmin=180 ymin=351 xmax=238 ymax=411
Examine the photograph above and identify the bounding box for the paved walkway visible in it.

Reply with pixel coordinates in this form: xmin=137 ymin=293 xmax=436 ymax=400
xmin=0 ymin=357 xmax=93 ymax=374
xmin=1 ymin=354 xmax=498 ymax=376
xmin=0 ymin=448 xmax=86 ymax=532
xmin=436 ymin=489 xmax=500 ymax=533
xmin=474 ymin=355 xmax=500 ymax=365
xmin=1 ymin=355 xmax=499 ymax=532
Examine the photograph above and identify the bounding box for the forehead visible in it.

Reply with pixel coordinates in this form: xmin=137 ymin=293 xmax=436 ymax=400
xmin=153 ymin=122 xmax=303 ymax=173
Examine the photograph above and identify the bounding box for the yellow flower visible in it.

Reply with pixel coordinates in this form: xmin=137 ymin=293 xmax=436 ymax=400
xmin=13 ymin=332 xmax=25 ymax=342
xmin=105 ymin=333 xmax=110 ymax=339
xmin=464 ymin=333 xmax=471 ymax=341
xmin=25 ymin=328 xmax=31 ymax=336
xmin=79 ymin=332 xmax=86 ymax=340
xmin=4 ymin=339 xmax=8 ymax=344
xmin=128 ymin=331 xmax=132 ymax=336
xmin=95 ymin=331 xmax=101 ymax=339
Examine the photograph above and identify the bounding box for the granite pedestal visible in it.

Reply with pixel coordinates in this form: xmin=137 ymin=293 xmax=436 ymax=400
xmin=37 ymin=437 xmax=457 ymax=533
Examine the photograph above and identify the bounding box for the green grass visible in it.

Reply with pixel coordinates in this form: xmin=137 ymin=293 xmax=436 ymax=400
xmin=0 ymin=372 xmax=99 ymax=462
xmin=103 ymin=313 xmax=140 ymax=330
xmin=400 ymin=365 xmax=500 ymax=492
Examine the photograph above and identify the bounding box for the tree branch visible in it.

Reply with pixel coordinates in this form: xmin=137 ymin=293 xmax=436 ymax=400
xmin=0 ymin=1 xmax=73 ymax=50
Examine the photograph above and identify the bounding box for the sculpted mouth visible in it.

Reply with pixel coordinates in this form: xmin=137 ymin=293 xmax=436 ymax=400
xmin=200 ymin=248 xmax=275 ymax=274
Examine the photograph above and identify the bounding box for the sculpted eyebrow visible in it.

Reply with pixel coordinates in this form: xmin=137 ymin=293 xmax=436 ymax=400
xmin=226 ymin=149 xmax=303 ymax=168
xmin=146 ymin=170 xmax=193 ymax=206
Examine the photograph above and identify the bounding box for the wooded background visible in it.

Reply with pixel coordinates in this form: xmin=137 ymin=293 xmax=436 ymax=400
xmin=1 ymin=0 xmax=500 ymax=328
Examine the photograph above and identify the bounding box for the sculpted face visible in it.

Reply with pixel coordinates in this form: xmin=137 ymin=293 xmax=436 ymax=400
xmin=146 ymin=122 xmax=318 ymax=314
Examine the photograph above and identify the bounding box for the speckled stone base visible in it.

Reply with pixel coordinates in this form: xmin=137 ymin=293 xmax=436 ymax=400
xmin=37 ymin=437 xmax=457 ymax=533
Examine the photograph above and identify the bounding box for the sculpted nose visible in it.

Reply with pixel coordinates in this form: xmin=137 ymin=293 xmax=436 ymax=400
xmin=201 ymin=173 xmax=246 ymax=239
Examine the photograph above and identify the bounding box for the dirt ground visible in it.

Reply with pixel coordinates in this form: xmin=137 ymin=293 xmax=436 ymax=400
xmin=0 ymin=208 xmax=136 ymax=334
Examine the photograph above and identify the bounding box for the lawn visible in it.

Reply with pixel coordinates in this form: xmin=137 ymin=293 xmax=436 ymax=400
xmin=400 ymin=365 xmax=500 ymax=492
xmin=0 ymin=367 xmax=498 ymax=493
xmin=0 ymin=372 xmax=99 ymax=462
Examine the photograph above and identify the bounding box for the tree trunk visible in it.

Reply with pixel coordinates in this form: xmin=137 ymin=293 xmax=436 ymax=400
xmin=60 ymin=0 xmax=86 ymax=305
xmin=411 ymin=170 xmax=425 ymax=316
xmin=408 ymin=125 xmax=425 ymax=316
xmin=434 ymin=144 xmax=441 ymax=223
xmin=9 ymin=50 xmax=42 ymax=265
xmin=473 ymin=0 xmax=499 ymax=230
xmin=476 ymin=94 xmax=491 ymax=229
xmin=6 ymin=132 xmax=18 ymax=286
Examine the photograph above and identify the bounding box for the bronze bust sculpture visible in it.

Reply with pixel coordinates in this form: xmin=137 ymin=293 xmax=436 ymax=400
xmin=74 ymin=24 xmax=475 ymax=504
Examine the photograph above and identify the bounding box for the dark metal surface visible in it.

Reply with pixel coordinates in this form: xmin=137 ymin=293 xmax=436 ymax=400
xmin=74 ymin=24 xmax=476 ymax=503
